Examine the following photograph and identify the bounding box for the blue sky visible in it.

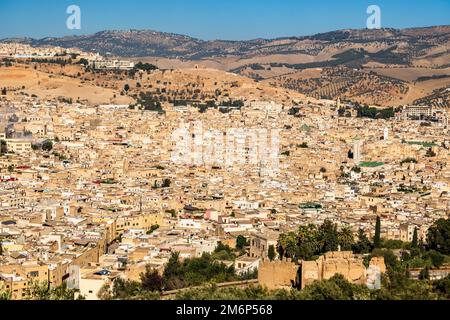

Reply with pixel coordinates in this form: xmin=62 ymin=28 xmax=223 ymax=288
xmin=0 ymin=0 xmax=449 ymax=40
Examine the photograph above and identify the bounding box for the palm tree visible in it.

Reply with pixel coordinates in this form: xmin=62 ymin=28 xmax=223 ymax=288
xmin=278 ymin=232 xmax=297 ymax=260
xmin=338 ymin=227 xmax=355 ymax=251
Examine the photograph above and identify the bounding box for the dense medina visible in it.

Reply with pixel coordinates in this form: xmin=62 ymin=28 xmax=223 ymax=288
xmin=0 ymin=91 xmax=448 ymax=300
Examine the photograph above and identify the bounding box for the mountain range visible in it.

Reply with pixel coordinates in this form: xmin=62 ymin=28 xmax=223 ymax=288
xmin=2 ymin=26 xmax=449 ymax=63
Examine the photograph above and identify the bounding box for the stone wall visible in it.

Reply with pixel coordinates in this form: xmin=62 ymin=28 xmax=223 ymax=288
xmin=301 ymin=251 xmax=367 ymax=289
xmin=258 ymin=258 xmax=299 ymax=290
xmin=258 ymin=251 xmax=386 ymax=291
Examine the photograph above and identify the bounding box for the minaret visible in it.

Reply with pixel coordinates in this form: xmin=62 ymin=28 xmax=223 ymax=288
xmin=383 ymin=127 xmax=389 ymax=141
xmin=353 ymin=138 xmax=362 ymax=164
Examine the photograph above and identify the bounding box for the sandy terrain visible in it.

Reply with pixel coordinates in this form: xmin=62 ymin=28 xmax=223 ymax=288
xmin=0 ymin=65 xmax=133 ymax=105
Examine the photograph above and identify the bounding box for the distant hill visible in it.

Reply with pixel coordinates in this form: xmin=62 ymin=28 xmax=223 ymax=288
xmin=2 ymin=26 xmax=449 ymax=63
xmin=2 ymin=26 xmax=449 ymax=107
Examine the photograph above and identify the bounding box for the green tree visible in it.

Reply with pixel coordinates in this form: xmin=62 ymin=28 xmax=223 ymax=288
xmin=318 ymin=220 xmax=339 ymax=253
xmin=268 ymin=245 xmax=276 ymax=261
xmin=294 ymin=274 xmax=370 ymax=300
xmin=42 ymin=140 xmax=53 ymax=152
xmin=0 ymin=140 xmax=7 ymax=154
xmin=433 ymin=275 xmax=450 ymax=299
xmin=25 ymin=281 xmax=81 ymax=300
xmin=140 ymin=265 xmax=164 ymax=292
xmin=338 ymin=227 xmax=355 ymax=251
xmin=296 ymin=224 xmax=320 ymax=260
xmin=236 ymin=235 xmax=248 ymax=250
xmin=99 ymin=277 xmax=148 ymax=300
xmin=374 ymin=216 xmax=381 ymax=248
xmin=277 ymin=232 xmax=298 ymax=260
xmin=212 ymin=243 xmax=235 ymax=261
xmin=79 ymin=58 xmax=89 ymax=66
xmin=352 ymin=229 xmax=372 ymax=254
xmin=162 ymin=179 xmax=171 ymax=188
xmin=427 ymin=219 xmax=450 ymax=254
xmin=419 ymin=267 xmax=430 ymax=281
xmin=0 ymin=286 xmax=10 ymax=300
xmin=412 ymin=227 xmax=418 ymax=248
xmin=425 ymin=250 xmax=445 ymax=268
xmin=146 ymin=224 xmax=160 ymax=234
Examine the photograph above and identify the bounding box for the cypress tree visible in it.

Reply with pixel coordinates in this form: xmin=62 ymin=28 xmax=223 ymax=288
xmin=374 ymin=216 xmax=381 ymax=248
xmin=268 ymin=245 xmax=275 ymax=261
xmin=412 ymin=227 xmax=418 ymax=248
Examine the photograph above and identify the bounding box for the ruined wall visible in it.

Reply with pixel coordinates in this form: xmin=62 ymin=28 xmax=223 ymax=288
xmin=366 ymin=256 xmax=386 ymax=289
xmin=259 ymin=252 xmax=386 ymax=291
xmin=301 ymin=251 xmax=368 ymax=289
xmin=369 ymin=256 xmax=386 ymax=273
xmin=258 ymin=259 xmax=299 ymax=290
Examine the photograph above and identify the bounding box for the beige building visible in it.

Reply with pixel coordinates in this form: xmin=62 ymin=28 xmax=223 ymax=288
xmin=249 ymin=230 xmax=279 ymax=259
xmin=5 ymin=139 xmax=32 ymax=154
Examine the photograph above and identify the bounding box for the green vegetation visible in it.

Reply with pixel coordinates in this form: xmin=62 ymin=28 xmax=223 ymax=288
xmin=78 ymin=58 xmax=89 ymax=66
xmin=397 ymin=184 xmax=419 ymax=194
xmin=278 ymin=220 xmax=351 ymax=261
xmin=427 ymin=219 xmax=450 ymax=255
xmin=25 ymin=282 xmax=84 ymax=300
xmin=416 ymin=74 xmax=450 ymax=82
xmin=173 ymin=274 xmax=372 ymax=300
xmin=132 ymin=91 xmax=164 ymax=113
xmin=426 ymin=148 xmax=437 ymax=158
xmin=0 ymin=288 xmax=10 ymax=300
xmin=99 ymin=250 xmax=257 ymax=300
xmin=100 ymin=179 xmax=117 ymax=185
xmin=42 ymin=140 xmax=53 ymax=152
xmin=211 ymin=243 xmax=236 ymax=261
xmin=374 ymin=216 xmax=381 ymax=248
xmin=0 ymin=140 xmax=7 ymax=154
xmin=134 ymin=62 xmax=158 ymax=72
xmin=271 ymin=218 xmax=450 ymax=300
xmin=356 ymin=105 xmax=395 ymax=119
xmin=400 ymin=157 xmax=418 ymax=165
xmin=299 ymin=202 xmax=322 ymax=209
xmin=404 ymin=141 xmax=438 ymax=148
xmin=236 ymin=235 xmax=248 ymax=251
xmin=359 ymin=162 xmax=384 ymax=168
xmin=269 ymin=47 xmax=408 ymax=70
xmin=146 ymin=224 xmax=160 ymax=235
xmin=174 ymin=271 xmax=450 ymax=300
xmin=32 ymin=140 xmax=54 ymax=152
xmin=166 ymin=209 xmax=177 ymax=218
xmin=30 ymin=58 xmax=69 ymax=66
xmin=298 ymin=142 xmax=309 ymax=148
xmin=353 ymin=229 xmax=373 ymax=254
xmin=351 ymin=166 xmax=362 ymax=173
xmin=268 ymin=245 xmax=276 ymax=261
